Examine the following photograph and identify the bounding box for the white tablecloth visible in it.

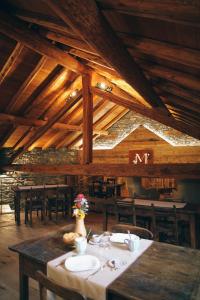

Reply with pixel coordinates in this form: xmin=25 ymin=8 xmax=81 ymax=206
xmin=47 ymin=238 xmax=153 ymax=300
xmin=124 ymin=198 xmax=186 ymax=209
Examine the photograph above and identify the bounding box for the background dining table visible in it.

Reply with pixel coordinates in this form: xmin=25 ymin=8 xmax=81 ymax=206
xmin=12 ymin=184 xmax=73 ymax=225
xmin=9 ymin=224 xmax=200 ymax=300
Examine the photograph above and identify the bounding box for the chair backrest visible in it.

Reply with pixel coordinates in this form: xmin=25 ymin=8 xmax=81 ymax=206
xmin=36 ymin=271 xmax=85 ymax=300
xmin=115 ymin=198 xmax=136 ymax=225
xmin=111 ymin=224 xmax=154 ymax=240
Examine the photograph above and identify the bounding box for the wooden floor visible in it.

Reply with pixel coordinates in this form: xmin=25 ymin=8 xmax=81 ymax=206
xmin=0 ymin=211 xmax=113 ymax=300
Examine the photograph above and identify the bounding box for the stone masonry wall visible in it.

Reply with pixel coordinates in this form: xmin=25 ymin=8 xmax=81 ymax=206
xmin=0 ymin=148 xmax=79 ymax=206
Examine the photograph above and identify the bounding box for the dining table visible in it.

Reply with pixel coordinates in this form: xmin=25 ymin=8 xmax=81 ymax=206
xmin=9 ymin=224 xmax=200 ymax=300
xmin=12 ymin=184 xmax=74 ymax=225
xmin=87 ymin=197 xmax=199 ymax=249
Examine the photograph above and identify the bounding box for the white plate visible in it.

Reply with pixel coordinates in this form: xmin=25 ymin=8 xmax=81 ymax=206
xmin=110 ymin=233 xmax=138 ymax=244
xmin=65 ymin=255 xmax=100 ymax=272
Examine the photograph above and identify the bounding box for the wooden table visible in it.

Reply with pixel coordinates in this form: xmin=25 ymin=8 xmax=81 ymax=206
xmin=88 ymin=197 xmax=199 ymax=249
xmin=13 ymin=184 xmax=73 ymax=225
xmin=9 ymin=224 xmax=200 ymax=300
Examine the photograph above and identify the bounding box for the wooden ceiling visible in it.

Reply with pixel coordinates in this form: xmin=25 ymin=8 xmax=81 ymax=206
xmin=0 ymin=0 xmax=199 ymax=163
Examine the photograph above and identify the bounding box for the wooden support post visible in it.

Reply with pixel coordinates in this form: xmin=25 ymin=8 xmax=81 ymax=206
xmin=82 ymin=73 xmax=93 ymax=164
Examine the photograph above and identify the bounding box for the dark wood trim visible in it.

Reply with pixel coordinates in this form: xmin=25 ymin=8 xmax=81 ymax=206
xmin=82 ymin=73 xmax=93 ymax=164
xmin=3 ymin=163 xmax=200 ymax=179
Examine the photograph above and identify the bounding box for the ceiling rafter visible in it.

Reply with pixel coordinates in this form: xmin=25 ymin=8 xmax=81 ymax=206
xmin=97 ymin=0 xmax=200 ymax=23
xmin=0 ymin=112 xmax=107 ymax=135
xmin=5 ymin=56 xmax=47 ymax=113
xmin=9 ymin=90 xmax=83 ymax=163
xmin=0 ymin=41 xmax=23 ymax=85
xmin=42 ymin=0 xmax=168 ymax=111
xmin=0 ymin=11 xmax=88 ymax=74
xmin=92 ymin=87 xmax=200 ymax=140
xmin=0 ymin=64 xmax=67 ymax=148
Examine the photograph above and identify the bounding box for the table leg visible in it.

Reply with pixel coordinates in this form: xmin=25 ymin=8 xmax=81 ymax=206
xmin=15 ymin=192 xmax=21 ymax=225
xmin=190 ymin=215 xmax=197 ymax=249
xmin=19 ymin=259 xmax=29 ymax=300
xmin=103 ymin=205 xmax=108 ymax=231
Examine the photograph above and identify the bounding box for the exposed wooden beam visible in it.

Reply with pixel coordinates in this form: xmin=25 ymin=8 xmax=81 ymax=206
xmin=3 ymin=163 xmax=200 ymax=179
xmin=44 ymin=31 xmax=96 ymax=55
xmin=23 ymin=65 xmax=67 ymax=115
xmin=82 ymin=73 xmax=93 ymax=164
xmin=92 ymin=87 xmax=200 ymax=140
xmin=0 ymin=112 xmax=82 ymax=132
xmin=9 ymin=90 xmax=83 ymax=163
xmin=15 ymin=9 xmax=73 ymax=35
xmin=160 ymin=93 xmax=200 ymax=115
xmin=43 ymin=0 xmax=166 ymax=110
xmin=5 ymin=56 xmax=47 ymax=113
xmin=121 ymin=35 xmax=200 ymax=72
xmin=0 ymin=125 xmax=16 ymax=148
xmin=141 ymin=61 xmax=200 ymax=92
xmin=44 ymin=30 xmax=200 ymax=74
xmin=97 ymin=0 xmax=200 ymax=23
xmin=154 ymin=81 xmax=199 ymax=106
xmin=0 ymin=11 xmax=87 ymax=74
xmin=0 ymin=42 xmax=23 ymax=85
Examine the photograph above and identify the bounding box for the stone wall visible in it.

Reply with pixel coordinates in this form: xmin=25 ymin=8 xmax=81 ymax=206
xmin=0 ymin=148 xmax=79 ymax=206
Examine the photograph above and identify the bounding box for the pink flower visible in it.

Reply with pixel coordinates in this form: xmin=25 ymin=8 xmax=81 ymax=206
xmin=77 ymin=194 xmax=84 ymax=199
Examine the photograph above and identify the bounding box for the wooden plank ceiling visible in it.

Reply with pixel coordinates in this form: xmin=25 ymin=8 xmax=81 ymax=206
xmin=0 ymin=0 xmax=199 ymax=161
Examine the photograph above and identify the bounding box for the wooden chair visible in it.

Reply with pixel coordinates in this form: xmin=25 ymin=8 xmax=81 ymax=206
xmin=24 ymin=188 xmax=45 ymax=225
xmin=155 ymin=205 xmax=179 ymax=245
xmin=46 ymin=187 xmax=66 ymax=221
xmin=115 ymin=198 xmax=153 ymax=229
xmin=111 ymin=224 xmax=154 ymax=240
xmin=115 ymin=198 xmax=136 ymax=225
xmin=36 ymin=271 xmax=85 ymax=300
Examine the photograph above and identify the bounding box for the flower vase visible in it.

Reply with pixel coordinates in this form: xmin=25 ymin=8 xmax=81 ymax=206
xmin=75 ymin=217 xmax=87 ymax=237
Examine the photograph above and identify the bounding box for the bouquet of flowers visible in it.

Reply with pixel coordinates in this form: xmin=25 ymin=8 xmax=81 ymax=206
xmin=73 ymin=194 xmax=89 ymax=219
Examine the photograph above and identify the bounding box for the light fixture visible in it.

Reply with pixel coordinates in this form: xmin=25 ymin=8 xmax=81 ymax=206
xmin=96 ymin=82 xmax=112 ymax=92
xmin=69 ymin=89 xmax=78 ymax=98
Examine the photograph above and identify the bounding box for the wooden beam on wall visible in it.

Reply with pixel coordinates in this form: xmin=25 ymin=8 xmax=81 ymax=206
xmin=43 ymin=0 xmax=167 ymax=110
xmin=82 ymin=73 xmax=93 ymax=164
xmin=92 ymin=87 xmax=200 ymax=140
xmin=3 ymin=163 xmax=200 ymax=179
xmin=0 ymin=11 xmax=87 ymax=74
